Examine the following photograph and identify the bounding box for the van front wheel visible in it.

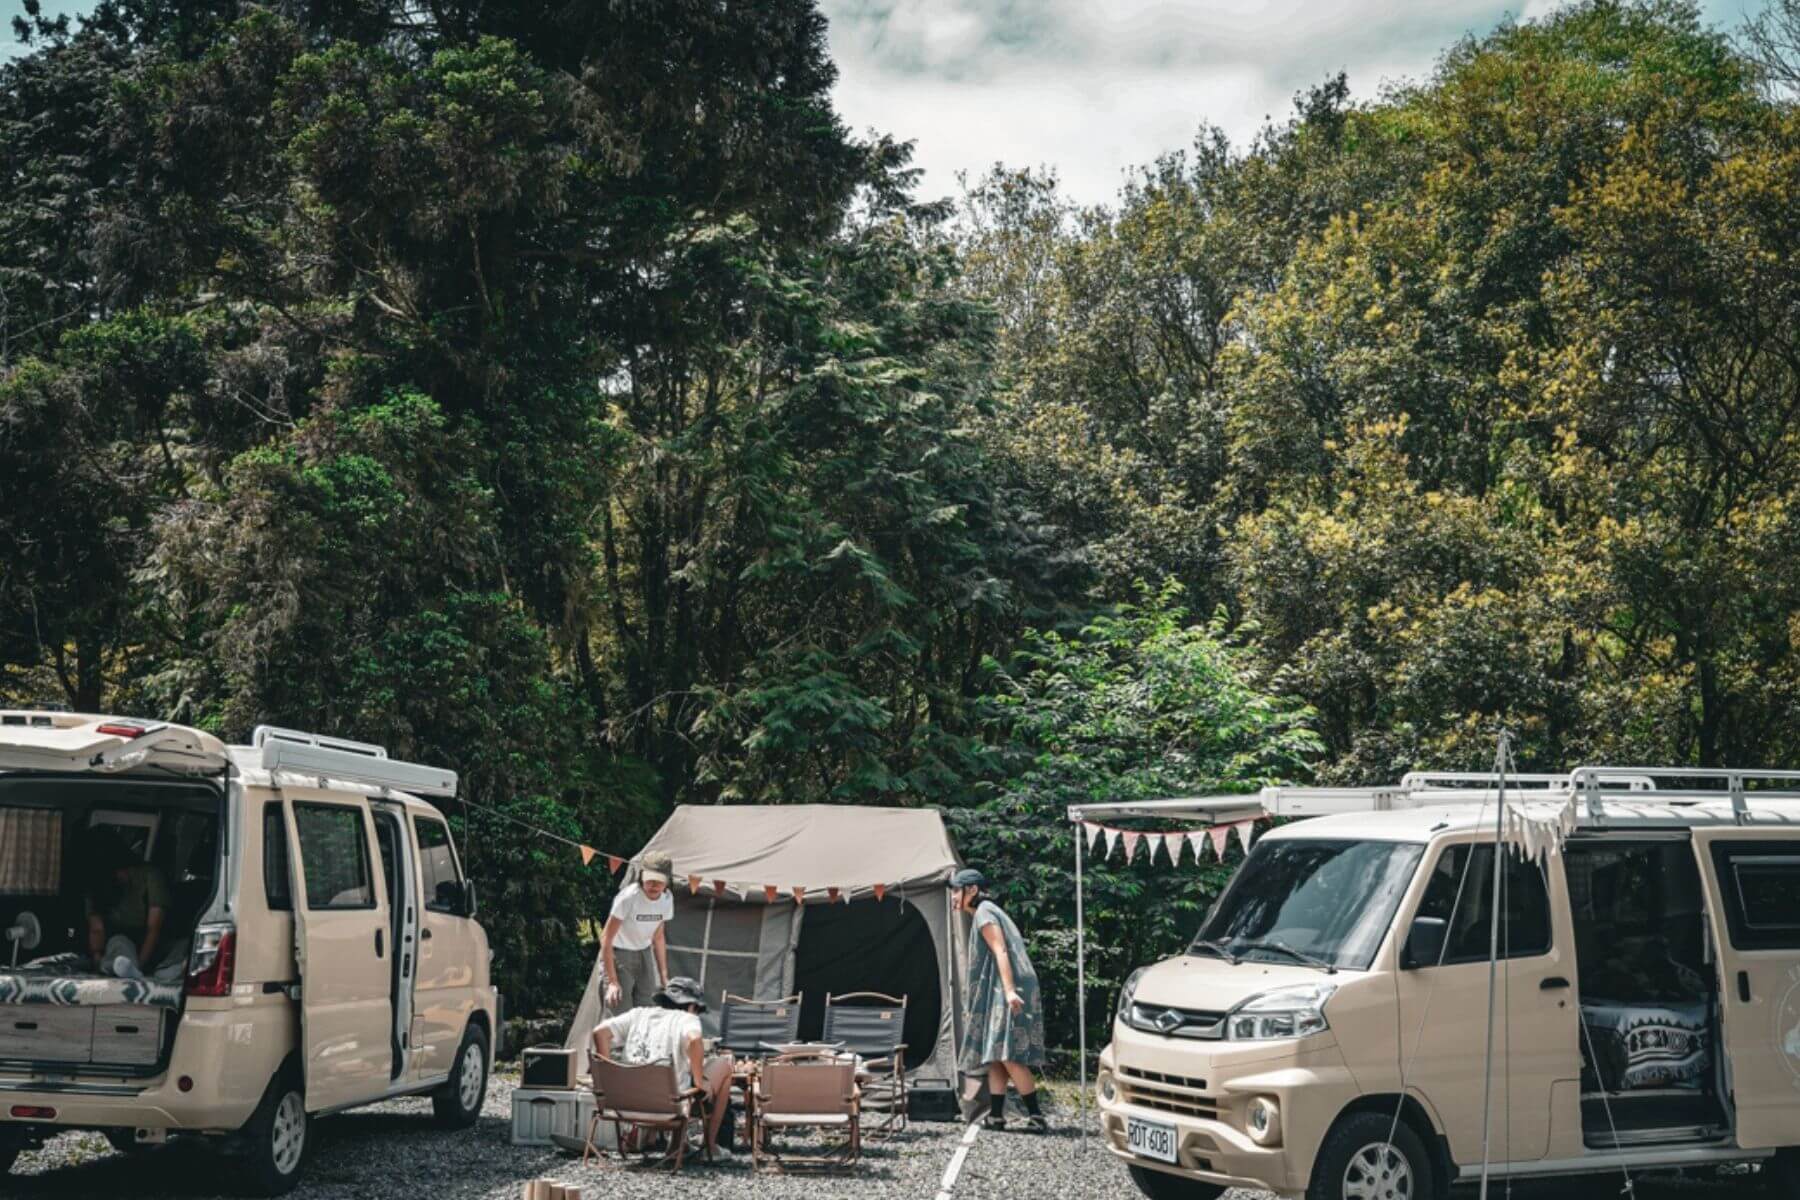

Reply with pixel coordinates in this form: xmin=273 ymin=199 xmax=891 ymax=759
xmin=237 ymin=1067 xmax=308 ymax=1196
xmin=1766 ymin=1149 xmax=1800 ymax=1196
xmin=432 ymin=1025 xmax=488 ymax=1129
xmin=1309 ymin=1112 xmax=1435 ymax=1200
xmin=1127 ymin=1164 xmax=1224 ymax=1200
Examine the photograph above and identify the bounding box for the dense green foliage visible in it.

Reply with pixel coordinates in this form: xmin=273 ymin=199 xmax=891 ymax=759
xmin=5 ymin=0 xmax=1800 ymax=1037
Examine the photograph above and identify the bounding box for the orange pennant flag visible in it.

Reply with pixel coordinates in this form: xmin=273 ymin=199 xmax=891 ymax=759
xmin=579 ymin=845 xmax=597 ymax=867
xmin=713 ymin=880 xmax=727 ymax=899
xmin=606 ymin=855 xmax=623 ymax=875
xmin=688 ymin=875 xmax=701 ymax=897
xmin=793 ymin=886 xmax=806 ymax=906
xmin=764 ymin=884 xmax=779 ymax=904
xmin=827 ymin=887 xmax=840 ymax=904
xmin=873 ymin=882 xmax=887 ymax=902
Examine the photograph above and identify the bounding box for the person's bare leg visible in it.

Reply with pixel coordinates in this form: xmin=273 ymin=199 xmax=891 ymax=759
xmin=986 ymin=1061 xmax=1008 ymax=1098
xmin=703 ymin=1056 xmax=734 ymax=1152
xmin=1002 ymin=1060 xmax=1036 ymax=1096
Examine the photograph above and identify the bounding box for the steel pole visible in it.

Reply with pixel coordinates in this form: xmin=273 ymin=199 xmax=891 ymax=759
xmin=1075 ymin=818 xmax=1088 ymax=1149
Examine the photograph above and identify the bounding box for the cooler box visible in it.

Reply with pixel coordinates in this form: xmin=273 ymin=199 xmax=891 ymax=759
xmin=510 ymin=1087 xmax=598 ymax=1148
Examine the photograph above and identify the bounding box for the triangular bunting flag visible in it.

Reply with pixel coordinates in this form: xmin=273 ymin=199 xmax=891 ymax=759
xmin=827 ymin=887 xmax=840 ymax=904
xmin=713 ymin=880 xmax=727 ymax=899
xmin=793 ymin=886 xmax=806 ymax=906
xmin=1187 ymin=831 xmax=1207 ymax=863
xmin=873 ymin=883 xmax=888 ymax=902
xmin=763 ymin=885 xmax=779 ymax=904
xmin=1233 ymin=820 xmax=1256 ymax=853
xmin=579 ymin=845 xmax=597 ymax=867
xmin=1147 ymin=833 xmax=1166 ymax=864
xmin=1122 ymin=831 xmax=1141 ymax=862
xmin=687 ymin=875 xmax=701 ymax=897
xmin=606 ymin=855 xmax=623 ymax=875
xmin=1085 ymin=822 xmax=1101 ymax=851
xmin=1209 ymin=825 xmax=1231 ymax=859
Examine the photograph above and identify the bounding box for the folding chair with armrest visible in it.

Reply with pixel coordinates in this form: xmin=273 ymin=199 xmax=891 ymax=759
xmin=822 ymin=991 xmax=908 ymax=1136
xmin=584 ymin=1053 xmax=710 ymax=1171
xmin=752 ymin=1050 xmax=861 ymax=1171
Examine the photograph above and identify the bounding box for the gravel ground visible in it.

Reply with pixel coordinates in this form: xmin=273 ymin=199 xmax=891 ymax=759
xmin=3 ymin=1074 xmax=1767 ymax=1200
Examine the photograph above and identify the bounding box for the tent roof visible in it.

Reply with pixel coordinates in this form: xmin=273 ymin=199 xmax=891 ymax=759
xmin=640 ymin=804 xmax=960 ymax=896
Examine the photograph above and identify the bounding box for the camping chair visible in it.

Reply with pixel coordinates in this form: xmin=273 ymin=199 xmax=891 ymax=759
xmin=751 ymin=1050 xmax=861 ymax=1172
xmin=822 ymin=991 xmax=909 ymax=1137
xmin=584 ymin=1053 xmax=710 ymax=1171
xmin=717 ymin=992 xmax=803 ymax=1058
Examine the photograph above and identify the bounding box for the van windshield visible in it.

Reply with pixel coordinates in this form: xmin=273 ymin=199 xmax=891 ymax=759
xmin=1192 ymin=839 xmax=1425 ymax=971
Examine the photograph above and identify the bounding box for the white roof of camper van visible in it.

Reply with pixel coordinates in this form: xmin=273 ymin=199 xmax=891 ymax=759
xmin=0 ymin=711 xmax=227 ymax=775
xmin=1262 ymin=792 xmax=1800 ymax=843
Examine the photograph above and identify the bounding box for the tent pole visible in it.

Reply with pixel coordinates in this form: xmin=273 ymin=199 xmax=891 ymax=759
xmin=1075 ymin=817 xmax=1087 ymax=1149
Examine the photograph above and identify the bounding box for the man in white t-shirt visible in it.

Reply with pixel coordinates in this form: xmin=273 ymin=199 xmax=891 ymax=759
xmin=602 ymin=851 xmax=674 ymax=1016
xmin=592 ymin=976 xmax=735 ymax=1155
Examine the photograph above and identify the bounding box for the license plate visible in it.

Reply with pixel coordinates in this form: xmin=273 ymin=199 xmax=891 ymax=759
xmin=1127 ymin=1115 xmax=1178 ymax=1164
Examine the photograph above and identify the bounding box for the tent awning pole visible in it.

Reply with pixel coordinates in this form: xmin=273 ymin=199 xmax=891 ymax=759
xmin=1075 ymin=818 xmax=1087 ymax=1149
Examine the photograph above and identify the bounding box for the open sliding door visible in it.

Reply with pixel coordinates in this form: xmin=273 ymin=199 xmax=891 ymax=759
xmin=282 ymin=792 xmax=392 ymax=1111
xmin=1691 ymin=829 xmax=1800 ymax=1149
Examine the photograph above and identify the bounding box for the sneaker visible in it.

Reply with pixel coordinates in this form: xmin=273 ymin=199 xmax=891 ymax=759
xmin=982 ymin=1115 xmax=1008 ymax=1131
xmin=111 ymin=956 xmax=144 ymax=981
xmin=1019 ymin=1115 xmax=1049 ymax=1134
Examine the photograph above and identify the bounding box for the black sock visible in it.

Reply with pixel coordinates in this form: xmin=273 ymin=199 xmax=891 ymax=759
xmin=1021 ymin=1091 xmax=1041 ymax=1117
xmin=989 ymin=1093 xmax=1006 ymax=1121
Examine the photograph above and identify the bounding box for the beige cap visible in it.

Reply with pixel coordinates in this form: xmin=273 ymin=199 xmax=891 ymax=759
xmin=641 ymin=851 xmax=673 ymax=886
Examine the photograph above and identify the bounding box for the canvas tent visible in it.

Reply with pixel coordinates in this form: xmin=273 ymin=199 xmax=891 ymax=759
xmin=565 ymin=805 xmax=967 ymax=1104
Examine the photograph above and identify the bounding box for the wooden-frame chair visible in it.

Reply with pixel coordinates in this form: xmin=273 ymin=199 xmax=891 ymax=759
xmin=584 ymin=1052 xmax=710 ymax=1171
xmin=751 ymin=1050 xmax=861 ymax=1172
xmin=821 ymin=990 xmax=908 ymax=1137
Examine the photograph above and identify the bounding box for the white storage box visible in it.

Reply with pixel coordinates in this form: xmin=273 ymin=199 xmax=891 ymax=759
xmin=510 ymin=1086 xmax=598 ymax=1148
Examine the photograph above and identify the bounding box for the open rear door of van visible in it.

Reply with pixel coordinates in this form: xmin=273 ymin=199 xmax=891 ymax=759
xmin=1691 ymin=827 xmax=1800 ymax=1149
xmin=281 ymin=791 xmax=394 ymax=1112
xmin=0 ymin=721 xmax=226 ymax=775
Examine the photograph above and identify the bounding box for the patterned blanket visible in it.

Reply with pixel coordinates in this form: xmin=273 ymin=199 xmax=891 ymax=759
xmin=1581 ymin=999 xmax=1711 ymax=1092
xmin=0 ymin=954 xmax=183 ymax=1009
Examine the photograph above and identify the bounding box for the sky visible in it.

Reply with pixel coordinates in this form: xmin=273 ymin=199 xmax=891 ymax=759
xmin=3 ymin=0 xmax=1772 ymax=205
xmin=821 ymin=0 xmax=1770 ymax=204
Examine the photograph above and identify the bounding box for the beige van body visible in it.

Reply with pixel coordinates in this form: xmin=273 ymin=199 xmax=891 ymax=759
xmin=1096 ymin=776 xmax=1800 ymax=1200
xmin=0 ymin=714 xmax=498 ymax=1194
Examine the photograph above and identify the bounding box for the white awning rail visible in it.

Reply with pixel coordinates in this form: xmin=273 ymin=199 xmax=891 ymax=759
xmin=253 ymin=725 xmax=457 ymax=798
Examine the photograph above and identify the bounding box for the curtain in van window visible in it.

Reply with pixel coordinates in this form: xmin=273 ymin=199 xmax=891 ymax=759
xmin=0 ymin=808 xmax=60 ymax=894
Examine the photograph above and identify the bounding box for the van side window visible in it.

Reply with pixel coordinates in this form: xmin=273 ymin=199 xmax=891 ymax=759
xmin=1711 ymin=843 xmax=1800 ymax=951
xmin=263 ymin=803 xmax=291 ymax=911
xmin=415 ymin=816 xmax=462 ymax=914
xmin=292 ymin=803 xmax=376 ymax=910
xmin=1415 ymin=843 xmax=1552 ymax=963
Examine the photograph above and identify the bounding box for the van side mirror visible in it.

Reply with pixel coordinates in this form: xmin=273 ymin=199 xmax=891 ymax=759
xmin=1403 ymin=916 xmax=1448 ymax=969
xmin=435 ymin=879 xmax=477 ymax=918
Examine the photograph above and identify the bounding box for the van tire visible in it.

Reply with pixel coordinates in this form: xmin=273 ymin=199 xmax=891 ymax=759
xmin=1127 ymin=1163 xmax=1225 ymax=1199
xmin=0 ymin=1126 xmax=27 ymax=1174
xmin=104 ymin=1129 xmax=153 ymax=1155
xmin=1308 ymin=1111 xmax=1436 ymax=1200
xmin=1767 ymin=1149 xmax=1800 ymax=1195
xmin=432 ymin=1025 xmax=488 ymax=1129
xmin=237 ymin=1065 xmax=309 ymax=1196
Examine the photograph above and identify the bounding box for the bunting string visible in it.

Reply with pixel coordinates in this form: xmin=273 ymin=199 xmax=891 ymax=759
xmin=1076 ymin=818 xmax=1262 ymax=865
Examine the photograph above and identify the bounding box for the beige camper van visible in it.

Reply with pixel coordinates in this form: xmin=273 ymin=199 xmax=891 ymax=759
xmin=0 ymin=712 xmax=497 ymax=1194
xmin=1095 ymin=768 xmax=1800 ymax=1200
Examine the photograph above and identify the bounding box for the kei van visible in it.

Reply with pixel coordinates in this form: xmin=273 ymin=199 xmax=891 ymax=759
xmin=1095 ymin=767 xmax=1800 ymax=1200
xmin=0 ymin=712 xmax=498 ymax=1194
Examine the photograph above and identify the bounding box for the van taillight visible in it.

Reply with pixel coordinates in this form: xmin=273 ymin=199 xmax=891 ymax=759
xmin=186 ymin=925 xmax=236 ymax=996
xmin=95 ymin=722 xmax=148 ymax=738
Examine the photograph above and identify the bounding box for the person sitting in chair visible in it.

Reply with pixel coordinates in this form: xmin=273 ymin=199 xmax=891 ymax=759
xmin=84 ymin=831 xmax=172 ymax=981
xmin=591 ymin=976 xmax=735 ymax=1156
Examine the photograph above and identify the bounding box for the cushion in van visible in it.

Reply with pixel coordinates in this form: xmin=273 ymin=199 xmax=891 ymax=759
xmin=0 ymin=954 xmax=183 ymax=1010
xmin=1579 ymin=999 xmax=1711 ymax=1092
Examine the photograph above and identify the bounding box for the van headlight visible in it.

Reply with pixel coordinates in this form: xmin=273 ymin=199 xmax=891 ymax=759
xmin=1225 ymin=984 xmax=1335 ymax=1041
xmin=1116 ymin=967 xmax=1148 ymax=1022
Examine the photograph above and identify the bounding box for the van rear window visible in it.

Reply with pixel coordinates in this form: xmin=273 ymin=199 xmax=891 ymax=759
xmin=0 ymin=807 xmax=60 ymax=895
xmin=1711 ymin=843 xmax=1800 ymax=951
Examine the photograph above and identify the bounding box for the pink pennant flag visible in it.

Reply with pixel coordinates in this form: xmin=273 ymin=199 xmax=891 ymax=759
xmin=827 ymin=887 xmax=841 ymax=904
xmin=1209 ymin=825 xmax=1231 ymax=859
xmin=606 ymin=855 xmax=623 ymax=875
xmin=1122 ymin=831 xmax=1141 ymax=862
xmin=1085 ymin=821 xmax=1102 ymax=850
xmin=1234 ymin=820 xmax=1257 ymax=853
xmin=1147 ymin=833 xmax=1166 ymax=864
xmin=713 ymin=880 xmax=727 ymax=899
xmin=579 ymin=845 xmax=597 ymax=867
xmin=873 ymin=883 xmax=888 ymax=902
xmin=763 ymin=885 xmax=779 ymax=904
xmin=793 ymin=886 xmax=807 ymax=906
xmin=688 ymin=875 xmax=702 ymax=897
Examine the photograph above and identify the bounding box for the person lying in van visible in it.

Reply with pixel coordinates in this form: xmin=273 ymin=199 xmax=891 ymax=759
xmin=591 ymin=977 xmax=736 ymax=1156
xmin=84 ymin=831 xmax=181 ymax=981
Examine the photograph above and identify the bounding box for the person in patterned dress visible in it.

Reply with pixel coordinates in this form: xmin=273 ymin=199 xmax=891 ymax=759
xmin=953 ymin=867 xmax=1048 ymax=1132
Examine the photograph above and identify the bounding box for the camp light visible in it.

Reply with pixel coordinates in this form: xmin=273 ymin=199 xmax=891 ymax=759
xmin=1225 ymin=983 xmax=1336 ymax=1041
xmin=1245 ymin=1096 xmax=1282 ymax=1146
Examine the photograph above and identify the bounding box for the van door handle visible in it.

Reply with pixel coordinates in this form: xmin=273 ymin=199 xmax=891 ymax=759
xmin=1738 ymin=971 xmax=1751 ymax=1003
xmin=1540 ymin=976 xmax=1570 ymax=991
xmin=420 ymin=929 xmax=433 ymax=941
xmin=375 ymin=929 xmax=385 ymax=959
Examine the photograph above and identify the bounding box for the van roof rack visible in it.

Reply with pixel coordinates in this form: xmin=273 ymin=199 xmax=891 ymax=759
xmin=251 ymin=726 xmax=457 ymax=798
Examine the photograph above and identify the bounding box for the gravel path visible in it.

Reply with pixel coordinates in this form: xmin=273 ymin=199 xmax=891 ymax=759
xmin=3 ymin=1075 xmax=1764 ymax=1199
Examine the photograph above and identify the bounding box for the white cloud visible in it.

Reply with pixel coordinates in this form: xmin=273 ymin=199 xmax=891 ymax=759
xmin=823 ymin=0 xmax=1766 ymax=206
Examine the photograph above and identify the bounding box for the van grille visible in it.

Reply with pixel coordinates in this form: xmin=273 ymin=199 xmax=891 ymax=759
xmin=1119 ymin=1066 xmax=1218 ymax=1121
xmin=1124 ymin=1003 xmax=1227 ymax=1039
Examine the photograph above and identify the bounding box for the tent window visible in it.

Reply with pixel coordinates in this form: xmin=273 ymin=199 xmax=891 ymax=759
xmin=706 ymin=903 xmax=761 ymax=953
xmin=0 ymin=807 xmax=59 ymax=895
